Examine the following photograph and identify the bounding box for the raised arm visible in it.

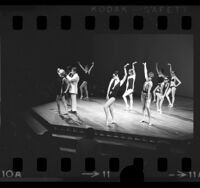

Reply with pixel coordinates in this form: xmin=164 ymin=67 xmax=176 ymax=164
xmin=132 ymin=61 xmax=137 ymax=76
xmin=143 ymin=62 xmax=148 ymax=81
xmin=120 ymin=64 xmax=128 ymax=86
xmin=88 ymin=62 xmax=94 ymax=74
xmin=77 ymin=61 xmax=86 ymax=73
xmin=168 ymin=63 xmax=173 ymax=75
xmin=156 ymin=63 xmax=160 ymax=75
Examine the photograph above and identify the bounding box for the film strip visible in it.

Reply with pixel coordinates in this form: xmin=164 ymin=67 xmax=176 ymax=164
xmin=11 ymin=15 xmax=192 ymax=31
xmin=0 ymin=4 xmax=199 ymax=182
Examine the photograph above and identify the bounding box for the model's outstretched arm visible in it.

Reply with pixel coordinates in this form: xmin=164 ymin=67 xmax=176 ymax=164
xmin=156 ymin=63 xmax=161 ymax=75
xmin=132 ymin=61 xmax=137 ymax=76
xmin=120 ymin=64 xmax=128 ymax=86
xmin=77 ymin=61 xmax=86 ymax=73
xmin=143 ymin=62 xmax=148 ymax=81
xmin=88 ymin=62 xmax=94 ymax=74
xmin=168 ymin=63 xmax=173 ymax=75
xmin=175 ymin=76 xmax=182 ymax=88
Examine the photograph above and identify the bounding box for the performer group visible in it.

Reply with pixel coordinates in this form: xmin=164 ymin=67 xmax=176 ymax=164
xmin=56 ymin=61 xmax=181 ymax=127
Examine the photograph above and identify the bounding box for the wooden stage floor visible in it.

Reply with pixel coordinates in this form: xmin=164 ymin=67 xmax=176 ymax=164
xmin=32 ymin=97 xmax=193 ymax=140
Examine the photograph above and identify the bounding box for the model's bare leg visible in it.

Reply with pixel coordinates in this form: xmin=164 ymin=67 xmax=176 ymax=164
xmin=80 ymin=81 xmax=86 ymax=99
xmin=156 ymin=99 xmax=159 ymax=112
xmin=129 ymin=93 xmax=133 ymax=110
xmin=123 ymin=89 xmax=133 ymax=110
xmin=140 ymin=93 xmax=146 ymax=122
xmin=80 ymin=84 xmax=83 ymax=99
xmin=160 ymin=96 xmax=164 ymax=114
xmin=84 ymin=83 xmax=89 ymax=99
xmin=123 ymin=92 xmax=129 ymax=110
xmin=156 ymin=93 xmax=160 ymax=112
xmin=140 ymin=104 xmax=146 ymax=123
xmin=166 ymin=88 xmax=172 ymax=107
xmin=153 ymin=88 xmax=157 ymax=103
xmin=171 ymin=87 xmax=176 ymax=107
xmin=104 ymin=97 xmax=115 ymax=126
xmin=109 ymin=104 xmax=116 ymax=123
xmin=146 ymin=99 xmax=152 ymax=125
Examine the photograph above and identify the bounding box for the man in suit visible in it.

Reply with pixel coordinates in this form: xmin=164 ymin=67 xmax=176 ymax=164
xmin=66 ymin=67 xmax=80 ymax=114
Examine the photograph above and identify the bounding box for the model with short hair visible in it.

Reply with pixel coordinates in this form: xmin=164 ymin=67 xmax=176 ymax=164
xmin=140 ymin=62 xmax=154 ymax=126
xmin=153 ymin=63 xmax=166 ymax=103
xmin=78 ymin=61 xmax=94 ymax=100
xmin=165 ymin=63 xmax=182 ymax=107
xmin=159 ymin=76 xmax=170 ymax=113
xmin=104 ymin=64 xmax=128 ymax=126
xmin=122 ymin=62 xmax=137 ymax=111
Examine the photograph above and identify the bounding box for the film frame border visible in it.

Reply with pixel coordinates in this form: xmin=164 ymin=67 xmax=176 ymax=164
xmin=0 ymin=1 xmax=200 ymax=182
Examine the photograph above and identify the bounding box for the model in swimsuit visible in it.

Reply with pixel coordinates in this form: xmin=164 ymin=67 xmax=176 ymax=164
xmin=78 ymin=61 xmax=94 ymax=100
xmin=159 ymin=77 xmax=170 ymax=113
xmin=104 ymin=64 xmax=128 ymax=126
xmin=122 ymin=62 xmax=137 ymax=111
xmin=153 ymin=63 xmax=165 ymax=103
xmin=165 ymin=63 xmax=182 ymax=107
xmin=154 ymin=83 xmax=163 ymax=113
xmin=140 ymin=62 xmax=154 ymax=126
xmin=56 ymin=68 xmax=68 ymax=115
xmin=154 ymin=76 xmax=170 ymax=114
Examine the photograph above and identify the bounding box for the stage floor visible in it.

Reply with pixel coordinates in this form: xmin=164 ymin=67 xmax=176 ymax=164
xmin=32 ymin=97 xmax=193 ymax=140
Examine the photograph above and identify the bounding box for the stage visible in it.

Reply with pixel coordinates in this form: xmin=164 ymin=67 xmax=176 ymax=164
xmin=31 ymin=97 xmax=193 ymax=141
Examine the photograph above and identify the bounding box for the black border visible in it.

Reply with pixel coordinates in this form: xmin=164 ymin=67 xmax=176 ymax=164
xmin=0 ymin=0 xmax=199 ymax=5
xmin=1 ymin=2 xmax=200 ymax=183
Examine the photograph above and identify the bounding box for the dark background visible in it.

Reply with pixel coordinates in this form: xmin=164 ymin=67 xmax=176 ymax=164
xmin=0 ymin=6 xmax=193 ymax=110
xmin=4 ymin=32 xmax=193 ymax=108
xmin=0 ymin=6 xmax=199 ymax=180
xmin=0 ymin=6 xmax=195 ymax=143
xmin=93 ymin=34 xmax=193 ymax=97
